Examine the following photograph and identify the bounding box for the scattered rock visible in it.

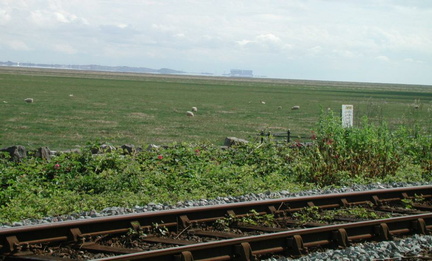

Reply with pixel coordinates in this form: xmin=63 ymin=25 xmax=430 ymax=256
xmin=100 ymin=144 xmax=116 ymax=153
xmin=0 ymin=145 xmax=27 ymax=162
xmin=121 ymin=144 xmax=136 ymax=154
xmin=91 ymin=144 xmax=116 ymax=154
xmin=224 ymin=137 xmax=248 ymax=147
xmin=35 ymin=147 xmax=51 ymax=161
xmin=147 ymin=144 xmax=160 ymax=151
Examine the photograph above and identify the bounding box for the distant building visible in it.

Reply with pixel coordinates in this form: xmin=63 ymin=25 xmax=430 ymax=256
xmin=230 ymin=69 xmax=253 ymax=77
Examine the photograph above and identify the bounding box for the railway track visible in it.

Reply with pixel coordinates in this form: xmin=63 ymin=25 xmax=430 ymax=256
xmin=1 ymin=185 xmax=431 ymax=260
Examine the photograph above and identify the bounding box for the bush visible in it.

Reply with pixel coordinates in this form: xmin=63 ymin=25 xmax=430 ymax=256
xmin=0 ymin=115 xmax=430 ymax=223
xmin=292 ymin=110 xmax=432 ymax=185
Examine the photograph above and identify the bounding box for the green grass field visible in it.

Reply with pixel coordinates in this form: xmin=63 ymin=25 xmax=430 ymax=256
xmin=1 ymin=67 xmax=432 ymax=150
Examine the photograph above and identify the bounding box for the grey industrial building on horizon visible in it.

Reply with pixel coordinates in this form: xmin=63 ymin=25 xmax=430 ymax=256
xmin=230 ymin=69 xmax=253 ymax=77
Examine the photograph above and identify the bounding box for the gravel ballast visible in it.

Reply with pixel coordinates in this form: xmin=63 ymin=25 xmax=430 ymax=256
xmin=267 ymin=234 xmax=432 ymax=261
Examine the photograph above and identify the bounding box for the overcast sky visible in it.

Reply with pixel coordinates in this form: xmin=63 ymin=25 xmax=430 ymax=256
xmin=1 ymin=0 xmax=432 ymax=85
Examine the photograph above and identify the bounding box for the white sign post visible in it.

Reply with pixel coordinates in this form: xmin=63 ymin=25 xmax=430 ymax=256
xmin=342 ymin=105 xmax=353 ymax=128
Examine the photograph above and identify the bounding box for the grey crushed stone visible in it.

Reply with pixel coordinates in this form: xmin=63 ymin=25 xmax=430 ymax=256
xmin=266 ymin=234 xmax=432 ymax=261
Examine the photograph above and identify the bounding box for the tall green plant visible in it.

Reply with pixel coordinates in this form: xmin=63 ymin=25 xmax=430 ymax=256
xmin=294 ymin=111 xmax=413 ymax=185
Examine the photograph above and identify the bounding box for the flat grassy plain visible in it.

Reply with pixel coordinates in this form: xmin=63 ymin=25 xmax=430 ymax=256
xmin=1 ymin=67 xmax=432 ymax=150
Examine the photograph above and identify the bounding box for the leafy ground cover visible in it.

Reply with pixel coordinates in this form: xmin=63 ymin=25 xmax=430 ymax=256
xmin=0 ymin=112 xmax=431 ymax=223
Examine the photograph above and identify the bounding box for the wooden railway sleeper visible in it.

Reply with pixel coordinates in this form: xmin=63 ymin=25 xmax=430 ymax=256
xmin=332 ymin=228 xmax=350 ymax=248
xmin=179 ymin=215 xmax=191 ymax=229
xmin=413 ymin=203 xmax=432 ymax=211
xmin=4 ymin=235 xmax=71 ymax=254
xmin=341 ymin=198 xmax=349 ymax=207
xmin=305 ymin=201 xmax=341 ymax=210
xmin=374 ymin=223 xmax=392 ymax=241
xmin=5 ymin=236 xmax=19 ymax=252
xmin=172 ymin=243 xmax=256 ymax=261
xmin=412 ymin=218 xmax=428 ymax=235
xmin=130 ymin=220 xmax=142 ymax=232
xmin=341 ymin=198 xmax=373 ymax=207
xmin=68 ymin=228 xmax=83 ymax=242
xmin=267 ymin=205 xmax=294 ymax=218
xmin=276 ymin=202 xmax=290 ymax=212
xmin=372 ymin=195 xmax=382 ymax=206
xmin=373 ymin=192 xmax=430 ymax=207
xmin=174 ymin=251 xmax=194 ymax=261
xmin=268 ymin=205 xmax=277 ymax=215
xmin=286 ymin=234 xmax=305 ymax=257
xmin=69 ymin=221 xmax=142 ymax=245
xmin=372 ymin=195 xmax=405 ymax=206
xmin=234 ymin=242 xmax=255 ymax=261
xmin=227 ymin=210 xmax=236 ymax=219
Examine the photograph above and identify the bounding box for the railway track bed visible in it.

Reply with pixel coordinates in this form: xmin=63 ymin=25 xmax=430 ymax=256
xmin=1 ymin=185 xmax=431 ymax=260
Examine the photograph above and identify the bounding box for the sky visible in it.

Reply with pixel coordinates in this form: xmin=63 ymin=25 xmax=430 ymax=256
xmin=1 ymin=0 xmax=432 ymax=85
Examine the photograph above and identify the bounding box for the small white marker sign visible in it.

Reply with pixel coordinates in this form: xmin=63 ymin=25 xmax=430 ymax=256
xmin=342 ymin=105 xmax=353 ymax=128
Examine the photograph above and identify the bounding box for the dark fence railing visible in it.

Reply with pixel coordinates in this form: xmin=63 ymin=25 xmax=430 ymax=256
xmin=260 ymin=130 xmax=292 ymax=143
xmin=260 ymin=130 xmax=314 ymax=146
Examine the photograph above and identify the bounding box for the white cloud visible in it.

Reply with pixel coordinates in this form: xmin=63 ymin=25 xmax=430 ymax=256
xmin=256 ymin=34 xmax=281 ymax=43
xmin=376 ymin=55 xmax=390 ymax=62
xmin=30 ymin=10 xmax=52 ymax=27
xmin=403 ymin=58 xmax=424 ymax=64
xmin=236 ymin=33 xmax=292 ymax=54
xmin=53 ymin=12 xmax=84 ymax=24
xmin=0 ymin=0 xmax=431 ymax=84
xmin=151 ymin=24 xmax=175 ymax=32
xmin=0 ymin=10 xmax=11 ymax=25
xmin=333 ymin=49 xmax=359 ymax=59
xmin=53 ymin=43 xmax=77 ymax=55
xmin=7 ymin=40 xmax=31 ymax=51
xmin=308 ymin=46 xmax=323 ymax=56
xmin=29 ymin=9 xmax=88 ymax=28
xmin=236 ymin=40 xmax=252 ymax=47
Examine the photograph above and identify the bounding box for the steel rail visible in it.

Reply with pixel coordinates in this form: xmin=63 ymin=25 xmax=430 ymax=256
xmin=91 ymin=213 xmax=432 ymax=261
xmin=0 ymin=185 xmax=431 ymax=257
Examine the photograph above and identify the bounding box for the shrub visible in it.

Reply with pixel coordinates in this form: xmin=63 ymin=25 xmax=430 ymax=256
xmin=0 ymin=116 xmax=430 ymax=223
xmin=292 ymin=110 xmax=431 ymax=185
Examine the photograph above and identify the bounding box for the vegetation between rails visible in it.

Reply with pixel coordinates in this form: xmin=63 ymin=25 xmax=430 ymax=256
xmin=0 ymin=113 xmax=431 ymax=223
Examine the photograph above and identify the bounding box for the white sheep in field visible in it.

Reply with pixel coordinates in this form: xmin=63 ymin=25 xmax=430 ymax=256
xmin=186 ymin=111 xmax=195 ymax=117
xmin=24 ymin=98 xmax=34 ymax=103
xmin=291 ymin=105 xmax=300 ymax=110
xmin=191 ymin=107 xmax=197 ymax=112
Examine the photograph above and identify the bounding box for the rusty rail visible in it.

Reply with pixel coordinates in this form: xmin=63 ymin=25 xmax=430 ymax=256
xmin=92 ymin=213 xmax=432 ymax=261
xmin=0 ymin=185 xmax=431 ymax=260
